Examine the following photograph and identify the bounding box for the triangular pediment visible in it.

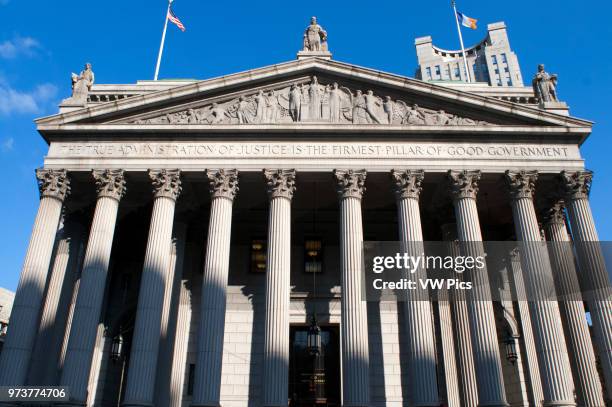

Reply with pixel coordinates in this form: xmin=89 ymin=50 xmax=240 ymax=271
xmin=36 ymin=58 xmax=591 ymax=130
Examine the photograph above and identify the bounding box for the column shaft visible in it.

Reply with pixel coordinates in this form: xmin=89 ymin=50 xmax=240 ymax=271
xmin=392 ymin=170 xmax=438 ymax=405
xmin=0 ymin=197 xmax=65 ymax=385
xmin=506 ymin=170 xmax=575 ymax=406
xmin=262 ymin=169 xmax=294 ymax=407
xmin=123 ymin=194 xmax=179 ymax=406
xmin=155 ymin=223 xmax=188 ymax=406
xmin=29 ymin=219 xmax=85 ymax=385
xmin=441 ymin=224 xmax=478 ymax=407
xmin=544 ymin=205 xmax=605 ymax=407
xmin=193 ymin=169 xmax=238 ymax=406
xmin=561 ymin=171 xmax=612 ymax=402
xmin=168 ymin=276 xmax=192 ymax=407
xmin=335 ymin=169 xmax=370 ymax=407
xmin=448 ymin=170 xmax=508 ymax=406
xmin=508 ymin=251 xmax=544 ymax=405
xmin=61 ymin=169 xmax=125 ymax=404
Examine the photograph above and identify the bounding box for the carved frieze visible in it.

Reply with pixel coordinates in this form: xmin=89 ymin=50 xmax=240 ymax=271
xmin=130 ymin=76 xmax=491 ymax=126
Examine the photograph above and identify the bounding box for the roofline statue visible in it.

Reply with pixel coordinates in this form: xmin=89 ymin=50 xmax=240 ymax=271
xmin=62 ymin=62 xmax=95 ymax=106
xmin=298 ymin=17 xmax=331 ymax=60
xmin=532 ymin=64 xmax=558 ymax=103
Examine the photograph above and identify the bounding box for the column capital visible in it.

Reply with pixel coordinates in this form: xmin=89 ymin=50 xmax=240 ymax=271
xmin=206 ymin=169 xmax=239 ymax=200
xmin=263 ymin=169 xmax=296 ymax=200
xmin=391 ymin=169 xmax=424 ymax=200
xmin=36 ymin=168 xmax=70 ymax=202
xmin=92 ymin=169 xmax=126 ymax=201
xmin=560 ymin=170 xmax=592 ymax=200
xmin=540 ymin=200 xmax=566 ymax=226
xmin=334 ymin=169 xmax=367 ymax=199
xmin=505 ymin=170 xmax=538 ymax=200
xmin=447 ymin=170 xmax=480 ymax=200
xmin=149 ymin=169 xmax=182 ymax=201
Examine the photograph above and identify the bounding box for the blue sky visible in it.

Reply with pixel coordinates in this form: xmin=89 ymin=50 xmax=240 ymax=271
xmin=1 ymin=0 xmax=611 ymax=291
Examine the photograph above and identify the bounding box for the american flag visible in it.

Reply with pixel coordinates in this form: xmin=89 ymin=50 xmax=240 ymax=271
xmin=167 ymin=7 xmax=186 ymax=32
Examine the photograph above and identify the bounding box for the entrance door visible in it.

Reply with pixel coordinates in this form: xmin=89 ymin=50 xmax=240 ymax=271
xmin=289 ymin=325 xmax=340 ymax=407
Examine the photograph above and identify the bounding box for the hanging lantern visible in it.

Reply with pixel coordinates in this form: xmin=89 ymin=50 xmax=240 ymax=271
xmin=307 ymin=314 xmax=322 ymax=356
xmin=111 ymin=333 xmax=124 ymax=362
xmin=505 ymin=336 xmax=518 ymax=364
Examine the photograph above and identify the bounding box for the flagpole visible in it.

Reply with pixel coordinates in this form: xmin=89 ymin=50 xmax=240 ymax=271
xmin=154 ymin=0 xmax=173 ymax=81
xmin=451 ymin=0 xmax=472 ymax=83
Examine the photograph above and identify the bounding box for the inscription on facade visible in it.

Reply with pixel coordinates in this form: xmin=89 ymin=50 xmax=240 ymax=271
xmin=50 ymin=142 xmax=574 ymax=160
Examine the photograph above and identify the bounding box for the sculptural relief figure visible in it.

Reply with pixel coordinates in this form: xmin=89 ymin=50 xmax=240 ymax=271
xmin=427 ymin=110 xmax=450 ymax=126
xmin=255 ymin=91 xmax=267 ymax=123
xmin=266 ymin=91 xmax=278 ymax=123
xmin=236 ymin=96 xmax=254 ymax=124
xmin=303 ymin=16 xmax=328 ymax=52
xmin=64 ymin=63 xmax=95 ymax=105
xmin=402 ymin=104 xmax=426 ymax=125
xmin=288 ymin=84 xmax=301 ymax=121
xmin=327 ymin=82 xmax=342 ymax=123
xmin=206 ymin=103 xmax=228 ymax=124
xmin=383 ymin=96 xmax=394 ymax=124
xmin=309 ymin=76 xmax=322 ymax=120
xmin=532 ymin=64 xmax=558 ymax=102
xmin=364 ymin=90 xmax=382 ymax=124
xmin=352 ymin=90 xmax=369 ymax=124
xmin=187 ymin=108 xmax=200 ymax=124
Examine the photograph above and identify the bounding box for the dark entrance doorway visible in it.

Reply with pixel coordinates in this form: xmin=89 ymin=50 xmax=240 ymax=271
xmin=289 ymin=325 xmax=340 ymax=407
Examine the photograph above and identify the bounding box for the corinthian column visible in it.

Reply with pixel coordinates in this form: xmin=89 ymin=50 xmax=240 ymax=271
xmin=0 ymin=169 xmax=70 ymax=386
xmin=192 ymin=169 xmax=239 ymax=407
xmin=441 ymin=224 xmax=478 ymax=407
xmin=541 ymin=199 xmax=605 ymax=406
xmin=507 ymin=249 xmax=544 ymax=405
xmin=504 ymin=170 xmax=575 ymax=406
xmin=29 ymin=215 xmax=86 ymax=385
xmin=60 ymin=169 xmax=126 ymax=404
xmin=261 ymin=169 xmax=296 ymax=407
xmin=123 ymin=169 xmax=182 ymax=407
xmin=334 ymin=169 xmax=370 ymax=407
xmin=446 ymin=170 xmax=508 ymax=406
xmin=560 ymin=170 xmax=612 ymax=401
xmin=391 ymin=170 xmax=439 ymax=405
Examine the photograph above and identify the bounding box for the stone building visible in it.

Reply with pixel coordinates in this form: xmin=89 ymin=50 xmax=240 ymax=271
xmin=415 ymin=22 xmax=523 ymax=88
xmin=0 ymin=287 xmax=15 ymax=354
xmin=0 ymin=18 xmax=610 ymax=407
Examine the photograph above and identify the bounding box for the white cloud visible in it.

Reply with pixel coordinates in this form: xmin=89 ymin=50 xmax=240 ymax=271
xmin=0 ymin=82 xmax=58 ymax=115
xmin=1 ymin=137 xmax=14 ymax=152
xmin=0 ymin=35 xmax=40 ymax=59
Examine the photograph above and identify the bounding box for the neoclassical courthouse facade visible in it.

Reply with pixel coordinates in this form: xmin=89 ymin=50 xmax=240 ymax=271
xmin=0 ymin=19 xmax=611 ymax=407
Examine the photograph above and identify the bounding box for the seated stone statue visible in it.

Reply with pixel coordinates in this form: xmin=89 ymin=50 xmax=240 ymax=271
xmin=63 ymin=63 xmax=95 ymax=105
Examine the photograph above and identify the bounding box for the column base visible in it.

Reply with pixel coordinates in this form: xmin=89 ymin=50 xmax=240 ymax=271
xmin=191 ymin=404 xmax=221 ymax=407
xmin=477 ymin=403 xmax=510 ymax=407
xmin=542 ymin=402 xmax=576 ymax=407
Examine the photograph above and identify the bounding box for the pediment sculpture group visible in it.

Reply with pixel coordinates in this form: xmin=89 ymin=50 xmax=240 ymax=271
xmin=133 ymin=76 xmax=490 ymax=126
